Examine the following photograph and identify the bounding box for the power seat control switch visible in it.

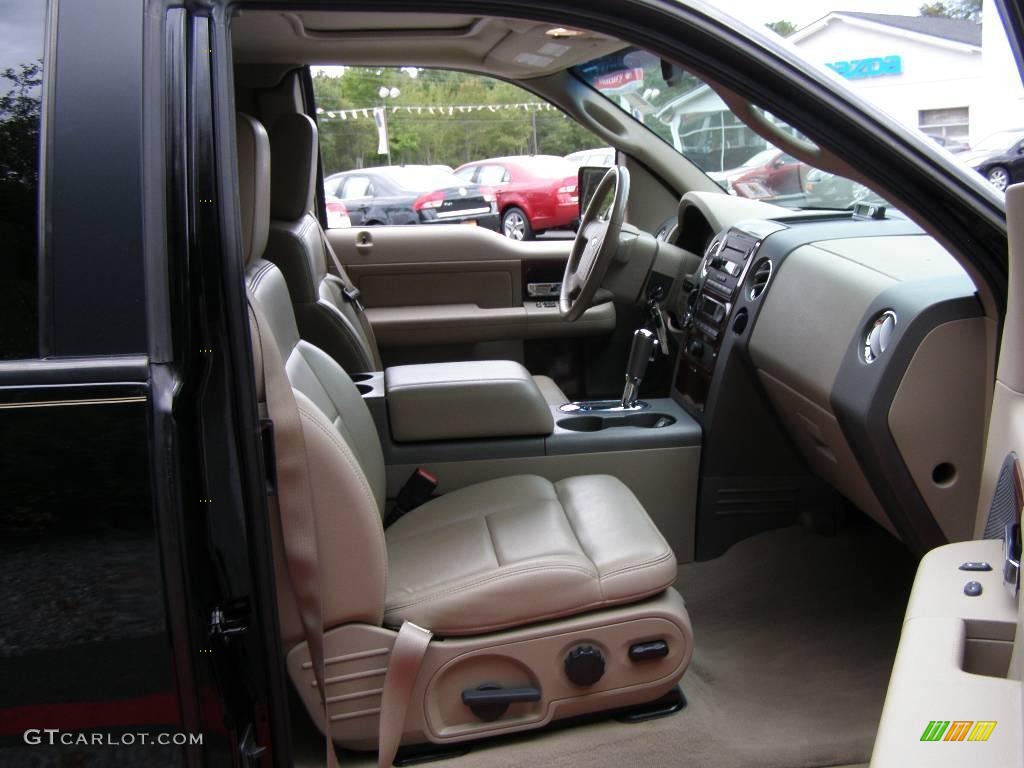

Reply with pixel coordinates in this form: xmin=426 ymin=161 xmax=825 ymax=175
xmin=629 ymin=639 xmax=669 ymax=662
xmin=462 ymin=683 xmax=541 ymax=722
xmin=958 ymin=561 xmax=992 ymax=572
xmin=564 ymin=644 xmax=605 ymax=687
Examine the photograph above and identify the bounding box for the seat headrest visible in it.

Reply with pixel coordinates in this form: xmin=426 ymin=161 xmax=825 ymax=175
xmin=236 ymin=112 xmax=271 ymax=267
xmin=270 ymin=113 xmax=318 ymax=222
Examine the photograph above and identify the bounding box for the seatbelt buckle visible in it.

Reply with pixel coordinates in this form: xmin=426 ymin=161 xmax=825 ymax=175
xmin=342 ymin=284 xmax=365 ymax=312
xmin=387 ymin=468 xmax=438 ymax=527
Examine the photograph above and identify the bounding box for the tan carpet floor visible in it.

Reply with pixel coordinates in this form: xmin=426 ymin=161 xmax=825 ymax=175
xmin=296 ymin=520 xmax=915 ymax=768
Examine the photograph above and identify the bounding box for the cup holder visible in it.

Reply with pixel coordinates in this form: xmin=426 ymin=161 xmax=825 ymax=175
xmin=350 ymin=372 xmax=374 ymax=383
xmin=557 ymin=413 xmax=676 ymax=432
xmin=557 ymin=416 xmax=603 ymax=432
xmin=355 ymin=383 xmax=374 ymax=395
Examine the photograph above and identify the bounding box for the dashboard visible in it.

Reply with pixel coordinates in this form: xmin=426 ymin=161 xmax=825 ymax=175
xmin=665 ymin=192 xmax=991 ymax=558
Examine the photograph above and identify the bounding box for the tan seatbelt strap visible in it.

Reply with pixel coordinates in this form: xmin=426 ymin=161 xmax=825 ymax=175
xmin=248 ymin=293 xmax=339 ymax=768
xmin=318 ymin=225 xmax=383 ymax=369
xmin=377 ymin=622 xmax=433 ymax=768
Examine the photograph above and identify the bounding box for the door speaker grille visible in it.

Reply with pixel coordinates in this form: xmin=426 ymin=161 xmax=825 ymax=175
xmin=983 ymin=452 xmax=1021 ymax=539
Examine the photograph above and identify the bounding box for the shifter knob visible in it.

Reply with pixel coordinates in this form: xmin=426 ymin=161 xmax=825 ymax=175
xmin=621 ymin=328 xmax=658 ymax=409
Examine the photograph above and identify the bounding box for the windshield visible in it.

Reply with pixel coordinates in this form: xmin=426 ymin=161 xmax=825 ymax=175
xmin=973 ymin=130 xmax=1024 ymax=152
xmin=572 ymin=47 xmax=883 ymax=211
xmin=520 ymin=157 xmax=578 ymax=178
xmin=384 ymin=166 xmax=466 ymax=192
xmin=740 ymin=149 xmax=778 ymax=169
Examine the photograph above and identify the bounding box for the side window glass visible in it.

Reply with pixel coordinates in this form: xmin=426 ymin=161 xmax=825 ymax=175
xmin=0 ymin=1 xmax=47 ymax=359
xmin=312 ymin=66 xmax=601 ymax=235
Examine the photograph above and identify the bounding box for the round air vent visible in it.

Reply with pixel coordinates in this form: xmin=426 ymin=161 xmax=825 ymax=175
xmin=864 ymin=310 xmax=897 ymax=363
xmin=748 ymin=259 xmax=773 ymax=300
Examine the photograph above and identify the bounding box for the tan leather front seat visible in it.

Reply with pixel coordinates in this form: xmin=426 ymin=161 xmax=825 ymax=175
xmin=262 ymin=112 xmax=568 ymax=404
xmin=238 ymin=113 xmax=692 ymax=751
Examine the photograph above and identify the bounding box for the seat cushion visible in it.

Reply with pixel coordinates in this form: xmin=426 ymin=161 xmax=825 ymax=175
xmin=531 ymin=374 xmax=567 ymax=405
xmin=383 ymin=474 xmax=676 ymax=635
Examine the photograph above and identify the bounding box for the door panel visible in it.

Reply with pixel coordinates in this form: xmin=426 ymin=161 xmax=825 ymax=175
xmin=358 ymin=260 xmax=519 ymax=308
xmin=870 ymin=183 xmax=1024 ymax=766
xmin=0 ymin=361 xmax=188 ymax=765
xmin=325 ymin=225 xmax=615 ymax=363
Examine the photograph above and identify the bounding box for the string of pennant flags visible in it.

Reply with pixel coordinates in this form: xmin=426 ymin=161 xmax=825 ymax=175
xmin=314 ymin=102 xmax=559 ymax=120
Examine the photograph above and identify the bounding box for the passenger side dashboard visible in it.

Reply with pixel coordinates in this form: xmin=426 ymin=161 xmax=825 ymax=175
xmin=669 ymin=199 xmax=991 ymax=557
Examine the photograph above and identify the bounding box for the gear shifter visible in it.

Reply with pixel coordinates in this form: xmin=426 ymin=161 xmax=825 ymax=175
xmin=621 ymin=328 xmax=658 ymax=409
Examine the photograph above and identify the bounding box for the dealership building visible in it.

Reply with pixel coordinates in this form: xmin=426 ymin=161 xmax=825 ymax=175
xmin=653 ymin=1 xmax=1024 ymax=170
xmin=788 ymin=3 xmax=1023 ymax=146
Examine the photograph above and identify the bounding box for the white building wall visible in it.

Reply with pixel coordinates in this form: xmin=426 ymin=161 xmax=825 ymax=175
xmin=976 ymin=0 xmax=1024 ymax=139
xmin=793 ymin=22 xmax=983 ymax=141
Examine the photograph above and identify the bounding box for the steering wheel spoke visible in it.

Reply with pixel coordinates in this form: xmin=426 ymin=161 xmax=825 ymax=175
xmin=559 ymin=166 xmax=630 ymax=321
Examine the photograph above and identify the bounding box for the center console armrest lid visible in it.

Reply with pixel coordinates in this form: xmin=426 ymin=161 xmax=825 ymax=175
xmin=385 ymin=361 xmax=554 ymax=442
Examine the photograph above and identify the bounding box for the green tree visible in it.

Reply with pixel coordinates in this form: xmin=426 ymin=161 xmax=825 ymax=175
xmin=919 ymin=0 xmax=982 ymax=22
xmin=0 ymin=60 xmax=42 ymax=358
xmin=0 ymin=61 xmax=43 ymax=186
xmin=766 ymin=20 xmax=797 ymax=37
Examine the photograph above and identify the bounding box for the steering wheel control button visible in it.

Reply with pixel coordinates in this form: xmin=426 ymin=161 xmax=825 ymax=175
xmin=958 ymin=561 xmax=992 ymax=572
xmin=629 ymin=640 xmax=669 ymax=662
xmin=565 ymin=645 xmax=606 ymax=686
xmin=963 ymin=580 xmax=983 ymax=597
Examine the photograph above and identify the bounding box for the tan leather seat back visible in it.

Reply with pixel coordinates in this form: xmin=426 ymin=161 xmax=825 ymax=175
xmin=265 ymin=113 xmax=382 ymax=373
xmin=238 ymin=112 xmax=388 ymax=646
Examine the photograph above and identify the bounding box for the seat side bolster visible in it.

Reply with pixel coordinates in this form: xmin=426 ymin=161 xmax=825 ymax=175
xmin=266 ymin=218 xmax=323 ymax=304
xmin=298 ymin=340 xmax=386 ymax=511
xmin=292 ymin=391 xmax=388 ymax=637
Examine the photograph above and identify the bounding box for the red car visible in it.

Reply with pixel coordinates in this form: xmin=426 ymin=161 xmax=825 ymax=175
xmin=455 ymin=155 xmax=579 ymax=240
xmin=730 ymin=150 xmax=807 ymax=200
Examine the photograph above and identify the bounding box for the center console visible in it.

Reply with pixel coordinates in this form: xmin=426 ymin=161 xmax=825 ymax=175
xmin=674 ymin=225 xmax=769 ymax=411
xmin=352 ymin=364 xmax=703 ymax=562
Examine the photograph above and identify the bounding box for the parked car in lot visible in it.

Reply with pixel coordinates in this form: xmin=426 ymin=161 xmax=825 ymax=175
xmin=565 ymin=147 xmax=615 ymax=167
xmin=728 ymin=149 xmax=807 ymax=199
xmin=323 ymin=165 xmax=499 ymax=229
xmin=925 ymin=133 xmax=970 ymax=153
xmin=454 ymin=155 xmax=579 ymax=239
xmin=803 ymin=168 xmax=883 ymax=209
xmin=324 ymin=194 xmax=352 ymax=228
xmin=958 ymin=128 xmax=1024 ymax=191
xmin=706 ymin=146 xmax=779 ymax=194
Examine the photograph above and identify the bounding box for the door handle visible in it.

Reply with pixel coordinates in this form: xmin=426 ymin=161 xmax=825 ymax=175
xmin=355 ymin=230 xmax=373 ymax=256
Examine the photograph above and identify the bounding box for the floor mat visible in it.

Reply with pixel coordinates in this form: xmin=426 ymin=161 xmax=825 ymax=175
xmin=296 ymin=520 xmax=916 ymax=768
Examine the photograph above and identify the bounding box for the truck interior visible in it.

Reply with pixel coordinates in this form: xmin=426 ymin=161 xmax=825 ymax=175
xmin=213 ymin=6 xmax=1022 ymax=768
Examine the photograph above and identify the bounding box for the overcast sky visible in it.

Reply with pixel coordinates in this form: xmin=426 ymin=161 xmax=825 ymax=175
xmin=0 ymin=0 xmax=46 ymax=74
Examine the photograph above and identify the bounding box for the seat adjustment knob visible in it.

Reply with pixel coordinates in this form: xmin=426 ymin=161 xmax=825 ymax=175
xmin=565 ymin=644 xmax=605 ymax=687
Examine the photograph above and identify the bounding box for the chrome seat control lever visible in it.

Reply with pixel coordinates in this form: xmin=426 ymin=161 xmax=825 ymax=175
xmin=622 ymin=328 xmax=658 ymax=409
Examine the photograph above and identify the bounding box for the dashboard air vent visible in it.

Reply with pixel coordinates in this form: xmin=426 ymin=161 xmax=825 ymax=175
xmin=748 ymin=259 xmax=772 ymax=300
xmin=863 ymin=310 xmax=897 ymax=363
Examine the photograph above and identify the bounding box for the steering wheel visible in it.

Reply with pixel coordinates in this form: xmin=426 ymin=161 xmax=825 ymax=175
xmin=559 ymin=165 xmax=630 ymax=321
